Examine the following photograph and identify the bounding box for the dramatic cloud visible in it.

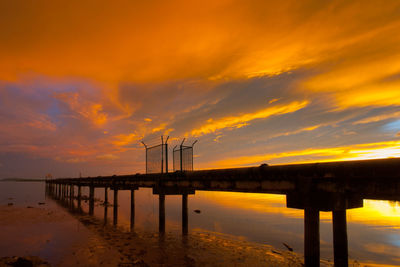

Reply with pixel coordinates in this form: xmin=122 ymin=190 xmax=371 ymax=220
xmin=1 ymin=0 xmax=400 ymax=178
xmin=190 ymin=100 xmax=309 ymax=137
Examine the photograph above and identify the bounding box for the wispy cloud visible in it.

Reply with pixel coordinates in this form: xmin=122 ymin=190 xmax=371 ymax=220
xmin=96 ymin=154 xmax=119 ymax=160
xmin=54 ymin=92 xmax=108 ymax=126
xmin=353 ymin=111 xmax=400 ymax=125
xmin=190 ymin=101 xmax=309 ymax=136
xmin=211 ymin=140 xmax=400 ymax=168
xmin=2 ymin=1 xmax=400 ymax=177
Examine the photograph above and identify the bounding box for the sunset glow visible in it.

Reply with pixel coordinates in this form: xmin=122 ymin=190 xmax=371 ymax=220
xmin=1 ymin=0 xmax=400 ymax=178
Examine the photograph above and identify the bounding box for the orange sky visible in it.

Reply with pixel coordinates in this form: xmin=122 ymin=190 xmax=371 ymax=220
xmin=1 ymin=0 xmax=400 ymax=177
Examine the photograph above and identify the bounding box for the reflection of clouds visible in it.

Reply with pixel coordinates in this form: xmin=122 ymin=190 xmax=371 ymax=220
xmin=194 ymin=191 xmax=400 ymax=265
xmin=198 ymin=192 xmax=400 ymax=230
xmin=349 ymin=200 xmax=400 ymax=229
xmin=198 ymin=191 xmax=304 ymax=219
xmin=363 ymin=243 xmax=400 ymax=259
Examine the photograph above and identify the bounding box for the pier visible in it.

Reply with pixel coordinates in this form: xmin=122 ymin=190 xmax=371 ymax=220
xmin=46 ymin=157 xmax=400 ymax=267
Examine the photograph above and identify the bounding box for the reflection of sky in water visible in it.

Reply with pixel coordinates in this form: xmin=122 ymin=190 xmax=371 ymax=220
xmin=0 ymin=182 xmax=93 ymax=266
xmin=83 ymin=188 xmax=400 ymax=265
xmin=0 ymin=181 xmax=46 ymax=205
xmin=1 ymin=182 xmax=400 ymax=266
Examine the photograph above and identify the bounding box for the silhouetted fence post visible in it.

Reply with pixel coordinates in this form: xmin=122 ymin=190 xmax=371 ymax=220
xmin=173 ymin=139 xmax=197 ymax=172
xmin=141 ymin=136 xmax=169 ymax=174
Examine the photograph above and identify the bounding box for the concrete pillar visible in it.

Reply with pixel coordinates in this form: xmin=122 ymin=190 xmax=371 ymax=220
xmin=130 ymin=189 xmax=135 ymax=230
xmin=77 ymin=185 xmax=82 ymax=211
xmin=89 ymin=186 xmax=95 ymax=215
xmin=304 ymin=208 xmax=320 ymax=267
xmin=159 ymin=194 xmax=165 ymax=234
xmin=78 ymin=185 xmax=81 ymax=199
xmin=104 ymin=204 xmax=108 ymax=224
xmin=70 ymin=185 xmax=74 ymax=199
xmin=333 ymin=210 xmax=348 ymax=267
xmin=182 ymin=194 xmax=188 ymax=235
xmin=113 ymin=189 xmax=118 ymax=226
xmin=104 ymin=187 xmax=108 ymax=204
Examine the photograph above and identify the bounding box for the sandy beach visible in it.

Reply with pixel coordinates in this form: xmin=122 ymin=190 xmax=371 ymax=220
xmin=0 ymin=203 xmax=318 ymax=267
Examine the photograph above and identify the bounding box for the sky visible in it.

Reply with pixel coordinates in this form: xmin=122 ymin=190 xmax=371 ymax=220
xmin=1 ymin=0 xmax=400 ymax=178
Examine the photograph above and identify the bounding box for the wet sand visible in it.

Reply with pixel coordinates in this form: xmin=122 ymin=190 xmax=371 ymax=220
xmin=0 ymin=205 xmax=122 ymax=266
xmin=0 ymin=203 xmax=337 ymax=266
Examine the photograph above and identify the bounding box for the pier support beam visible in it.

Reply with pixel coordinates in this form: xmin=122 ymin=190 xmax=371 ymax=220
xmin=89 ymin=186 xmax=95 ymax=215
xmin=104 ymin=202 xmax=108 ymax=224
xmin=78 ymin=185 xmax=81 ymax=199
xmin=104 ymin=187 xmax=108 ymax=204
xmin=77 ymin=185 xmax=82 ymax=210
xmin=130 ymin=189 xmax=135 ymax=230
xmin=70 ymin=185 xmax=74 ymax=199
xmin=159 ymin=194 xmax=165 ymax=234
xmin=69 ymin=185 xmax=74 ymax=208
xmin=304 ymin=208 xmax=320 ymax=267
xmin=182 ymin=193 xmax=188 ymax=235
xmin=113 ymin=189 xmax=118 ymax=226
xmin=333 ymin=210 xmax=348 ymax=267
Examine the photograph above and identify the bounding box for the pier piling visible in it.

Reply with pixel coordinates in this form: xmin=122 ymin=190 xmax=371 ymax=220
xmin=130 ymin=189 xmax=135 ymax=230
xmin=182 ymin=193 xmax=188 ymax=235
xmin=159 ymin=194 xmax=165 ymax=234
xmin=89 ymin=186 xmax=95 ymax=215
xmin=333 ymin=210 xmax=348 ymax=267
xmin=113 ymin=189 xmax=118 ymax=226
xmin=304 ymin=208 xmax=320 ymax=267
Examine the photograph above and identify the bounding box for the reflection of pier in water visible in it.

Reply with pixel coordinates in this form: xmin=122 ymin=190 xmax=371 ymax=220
xmin=46 ymin=158 xmax=400 ymax=267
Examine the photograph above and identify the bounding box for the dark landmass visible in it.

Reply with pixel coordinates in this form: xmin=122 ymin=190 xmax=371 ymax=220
xmin=1 ymin=178 xmax=45 ymax=182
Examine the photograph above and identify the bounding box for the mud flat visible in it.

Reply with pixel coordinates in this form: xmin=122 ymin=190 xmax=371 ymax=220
xmin=0 ymin=205 xmax=312 ymax=266
xmin=0 ymin=205 xmax=121 ymax=266
xmin=0 ymin=204 xmax=333 ymax=266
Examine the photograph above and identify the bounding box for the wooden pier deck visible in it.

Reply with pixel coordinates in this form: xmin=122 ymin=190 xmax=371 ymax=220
xmin=45 ymin=157 xmax=400 ymax=267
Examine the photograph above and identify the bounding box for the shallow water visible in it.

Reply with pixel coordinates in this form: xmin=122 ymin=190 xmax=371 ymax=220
xmin=0 ymin=182 xmax=93 ymax=266
xmin=1 ymin=181 xmax=400 ymax=266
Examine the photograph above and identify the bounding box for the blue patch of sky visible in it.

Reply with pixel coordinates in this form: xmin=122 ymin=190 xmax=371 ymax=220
xmin=389 ymin=234 xmax=400 ymax=247
xmin=382 ymin=120 xmax=400 ymax=132
xmin=45 ymin=101 xmax=62 ymax=120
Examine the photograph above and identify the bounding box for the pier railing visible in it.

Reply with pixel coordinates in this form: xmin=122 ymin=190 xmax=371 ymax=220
xmin=45 ymin=157 xmax=400 ymax=267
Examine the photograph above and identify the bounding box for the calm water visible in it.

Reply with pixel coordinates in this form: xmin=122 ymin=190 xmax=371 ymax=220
xmin=1 ymin=181 xmax=400 ymax=266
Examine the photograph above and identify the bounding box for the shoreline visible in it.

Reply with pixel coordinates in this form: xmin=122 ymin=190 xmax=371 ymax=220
xmin=0 ymin=204 xmax=313 ymax=266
